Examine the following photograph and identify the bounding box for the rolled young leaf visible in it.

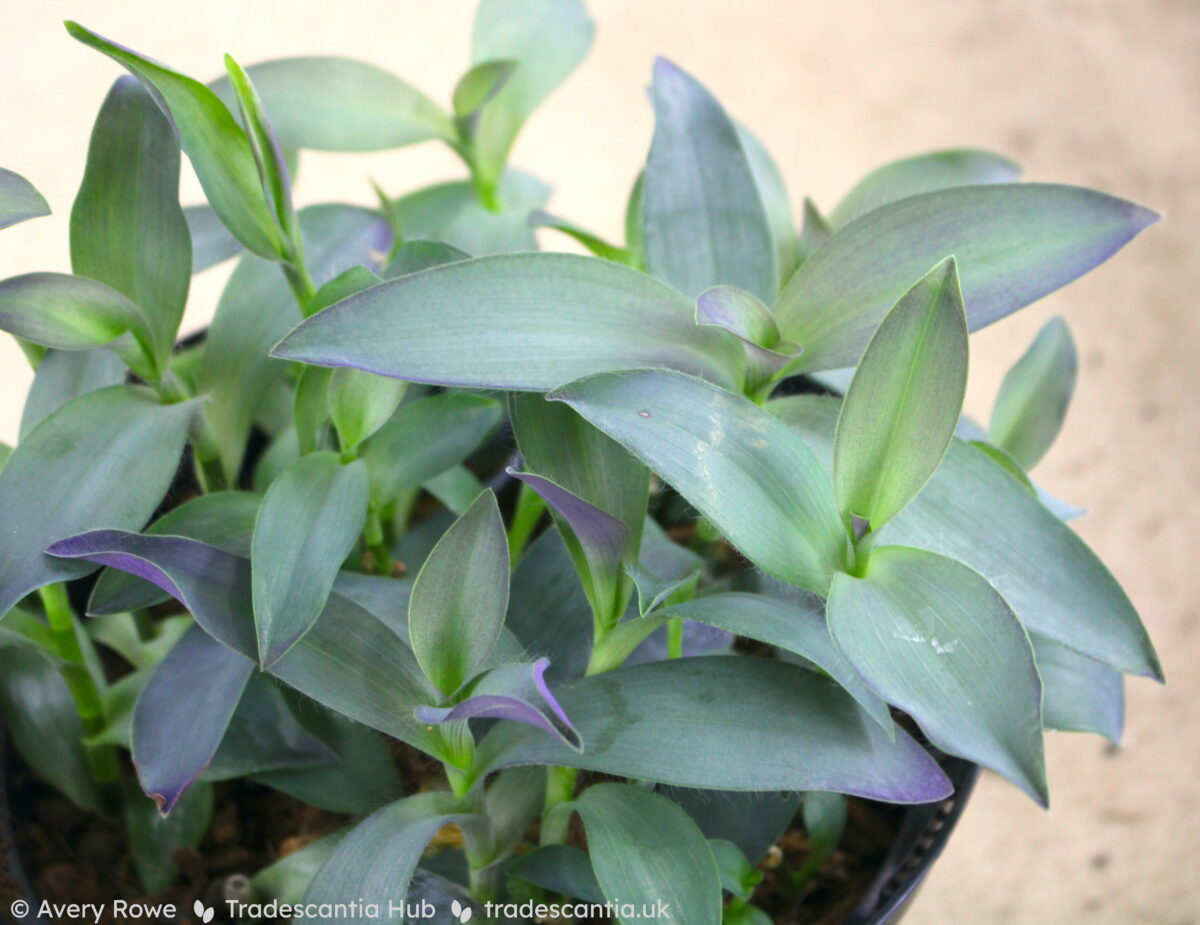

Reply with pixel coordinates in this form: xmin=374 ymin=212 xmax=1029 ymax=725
xmin=476 ymin=656 xmax=951 ymax=802
xmin=408 ymin=490 xmax=510 ymax=695
xmin=827 ymin=545 xmax=1048 ymax=805
xmin=0 ymin=272 xmax=158 ymax=379
xmin=643 ymin=59 xmax=777 ymax=303
xmin=208 ymin=57 xmax=454 ymax=152
xmin=989 ymin=316 xmax=1078 ymax=469
xmin=833 ymin=257 xmax=969 ymax=531
xmin=89 ymin=491 xmax=260 ymax=615
xmin=469 ymin=0 xmax=594 ymax=192
xmin=0 ymin=167 xmax=50 ymax=230
xmin=71 ymin=76 xmax=191 ymax=367
xmin=132 ymin=624 xmax=255 ymax=814
xmin=550 ymin=369 xmax=847 ymax=594
xmin=774 ymin=184 xmax=1158 ymax=372
xmin=772 ymin=394 xmax=1161 ymax=679
xmin=271 ymin=253 xmax=744 ymax=391
xmin=66 ymin=23 xmax=285 ymax=260
xmin=415 ymin=657 xmax=582 ymax=752
xmin=572 ymin=783 xmax=722 ymax=925
xmin=302 ymin=792 xmax=473 ymax=924
xmin=829 ymin=149 xmax=1022 ymax=228
xmin=0 ymin=386 xmax=194 ymax=617
xmin=251 ymin=453 xmax=369 ymax=666
xmin=222 ymin=55 xmax=297 ymax=247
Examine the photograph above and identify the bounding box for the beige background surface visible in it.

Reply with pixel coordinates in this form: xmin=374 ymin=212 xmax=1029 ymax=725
xmin=1 ymin=1 xmax=1197 ymax=921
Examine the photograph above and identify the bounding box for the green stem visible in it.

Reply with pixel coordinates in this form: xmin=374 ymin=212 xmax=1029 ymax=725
xmin=540 ymin=765 xmax=578 ymax=846
xmin=506 ymin=482 xmax=546 ymax=568
xmin=39 ymin=584 xmax=119 ymax=791
xmin=282 ymin=260 xmax=317 ymax=315
xmin=666 ymin=616 xmax=684 ymax=659
xmin=363 ymin=509 xmax=393 ymax=576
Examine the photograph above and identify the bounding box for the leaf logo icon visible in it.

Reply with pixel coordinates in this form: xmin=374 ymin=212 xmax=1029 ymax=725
xmin=193 ymin=899 xmax=215 ymax=924
xmin=450 ymin=899 xmax=473 ymax=923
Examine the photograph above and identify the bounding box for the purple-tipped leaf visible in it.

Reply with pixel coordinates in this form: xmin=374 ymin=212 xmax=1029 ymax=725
xmin=132 ymin=624 xmax=255 ymax=814
xmin=775 ymin=183 xmax=1158 ymax=372
xmin=415 ymin=658 xmax=582 ymax=752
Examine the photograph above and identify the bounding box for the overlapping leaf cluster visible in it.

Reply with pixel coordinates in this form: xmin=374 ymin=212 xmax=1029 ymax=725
xmin=0 ymin=2 xmax=1158 ymax=921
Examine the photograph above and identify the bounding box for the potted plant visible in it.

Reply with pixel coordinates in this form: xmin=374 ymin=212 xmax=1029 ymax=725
xmin=0 ymin=1 xmax=1160 ymax=922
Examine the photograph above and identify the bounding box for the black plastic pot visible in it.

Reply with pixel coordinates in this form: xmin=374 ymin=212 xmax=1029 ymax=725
xmin=2 ymin=722 xmax=977 ymax=925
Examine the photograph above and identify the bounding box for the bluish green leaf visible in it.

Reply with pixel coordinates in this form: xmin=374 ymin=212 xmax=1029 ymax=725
xmin=830 ymin=149 xmax=1021 ymax=228
xmin=272 ymin=253 xmax=743 ymax=392
xmin=1033 ymin=632 xmax=1123 ymax=744
xmin=828 ymin=545 xmax=1047 ymax=804
xmin=550 ymin=369 xmax=847 ymax=594
xmin=736 ymin=123 xmax=799 ymax=287
xmin=657 ymin=787 xmax=800 ymax=866
xmin=695 ymin=285 xmax=781 ymax=349
xmin=772 ymin=395 xmax=1160 ymax=679
xmin=990 ymin=316 xmax=1078 ymax=469
xmin=18 ymin=348 xmax=125 ymax=439
xmin=796 ymin=197 xmax=831 ymax=264
xmin=209 ymin=56 xmax=453 ymax=151
xmin=303 ymin=792 xmax=472 ymax=924
xmin=199 ymin=203 xmax=389 ymax=479
xmin=184 ymin=204 xmax=241 ymax=272
xmin=573 ymin=783 xmax=722 ymax=925
xmin=0 ymin=647 xmax=102 ymax=812
xmin=833 ymin=257 xmax=968 ymax=530
xmin=708 ymin=839 xmax=761 ymax=900
xmin=643 ymin=60 xmax=776 ymax=303
xmin=424 ymin=466 xmax=486 ymax=516
xmin=0 ymin=386 xmax=194 ymax=616
xmin=133 ymin=624 xmax=255 ymax=813
xmin=0 ymin=272 xmax=157 ymax=379
xmin=506 ymin=526 xmax=593 ymax=683
xmin=252 ymin=453 xmax=369 ymax=665
xmin=124 ymin=777 xmax=212 ymax=892
xmin=793 ymin=791 xmax=846 ymax=887
xmin=382 ymin=241 xmax=470 ymax=279
xmin=205 ymin=673 xmax=335 ymax=780
xmin=253 ymin=828 xmax=350 ymax=904
xmin=588 ymin=589 xmax=891 ymax=733
xmin=253 ymin=693 xmax=405 ymax=814
xmin=47 ymin=531 xmax=440 ymax=749
xmin=0 ymin=167 xmax=50 ymax=230
xmin=364 ymin=393 xmax=502 ymax=508
xmin=66 ymin=23 xmax=285 ymax=260
xmin=470 ymin=0 xmax=594 ymax=191
xmin=477 ymin=656 xmax=951 ymax=801
xmin=329 ymin=369 xmax=407 ymax=452
xmin=90 ymin=491 xmax=260 ymax=615
xmin=774 ymin=184 xmax=1158 ymax=372
xmin=385 ymin=172 xmax=549 ymax=255
xmin=509 ymin=845 xmax=603 ymax=903
xmin=71 ymin=76 xmax=191 ymax=365
xmin=409 ymin=490 xmax=509 ymax=694
xmin=453 ymin=58 xmax=518 ymax=136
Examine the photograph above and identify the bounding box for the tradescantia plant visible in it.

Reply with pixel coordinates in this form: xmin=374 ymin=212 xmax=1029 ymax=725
xmin=0 ymin=1 xmax=1161 ymax=921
